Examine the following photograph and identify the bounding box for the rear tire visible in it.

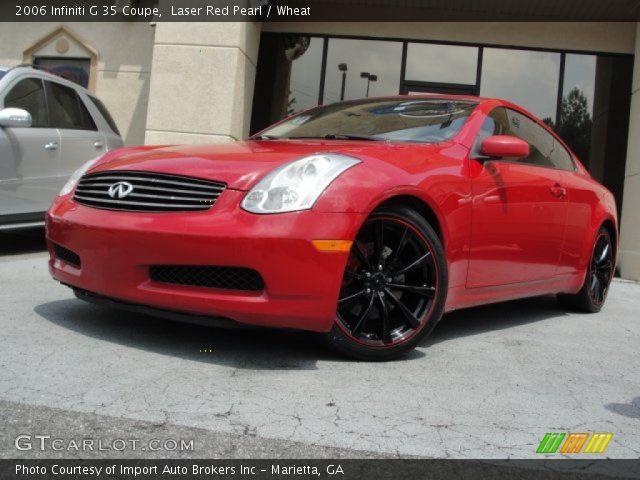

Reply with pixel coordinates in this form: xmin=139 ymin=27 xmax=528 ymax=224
xmin=326 ymin=206 xmax=447 ymax=361
xmin=557 ymin=227 xmax=614 ymax=313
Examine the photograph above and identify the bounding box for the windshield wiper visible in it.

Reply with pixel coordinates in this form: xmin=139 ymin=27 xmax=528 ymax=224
xmin=251 ymin=134 xmax=281 ymax=140
xmin=288 ymin=134 xmax=384 ymax=141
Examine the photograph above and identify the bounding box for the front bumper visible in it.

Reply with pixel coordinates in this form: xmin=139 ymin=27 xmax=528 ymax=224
xmin=46 ymin=190 xmax=366 ymax=332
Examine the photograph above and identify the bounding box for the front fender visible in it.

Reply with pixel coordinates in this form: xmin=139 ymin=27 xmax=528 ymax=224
xmin=312 ymin=150 xmax=473 ymax=291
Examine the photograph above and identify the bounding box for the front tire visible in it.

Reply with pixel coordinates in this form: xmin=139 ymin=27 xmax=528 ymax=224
xmin=557 ymin=227 xmax=614 ymax=313
xmin=326 ymin=206 xmax=448 ymax=361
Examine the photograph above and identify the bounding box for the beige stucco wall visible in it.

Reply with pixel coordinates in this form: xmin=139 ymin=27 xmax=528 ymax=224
xmin=263 ymin=22 xmax=637 ymax=54
xmin=0 ymin=22 xmax=154 ymax=146
xmin=618 ymin=23 xmax=640 ymax=281
xmin=144 ymin=22 xmax=261 ymax=145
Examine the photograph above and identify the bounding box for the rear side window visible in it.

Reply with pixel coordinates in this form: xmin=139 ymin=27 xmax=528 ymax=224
xmin=46 ymin=81 xmax=96 ymax=130
xmin=89 ymin=95 xmax=120 ymax=135
xmin=4 ymin=78 xmax=48 ymax=127
xmin=549 ymin=140 xmax=575 ymax=171
xmin=505 ymin=109 xmax=554 ymax=168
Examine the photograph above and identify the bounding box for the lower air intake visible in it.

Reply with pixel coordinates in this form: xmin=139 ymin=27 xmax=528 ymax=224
xmin=54 ymin=244 xmax=81 ymax=267
xmin=150 ymin=265 xmax=264 ymax=292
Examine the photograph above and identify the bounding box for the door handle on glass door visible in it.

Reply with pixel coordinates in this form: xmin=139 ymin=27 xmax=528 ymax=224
xmin=550 ymin=184 xmax=567 ymax=198
xmin=44 ymin=142 xmax=58 ymax=150
xmin=94 ymin=141 xmax=104 ymax=149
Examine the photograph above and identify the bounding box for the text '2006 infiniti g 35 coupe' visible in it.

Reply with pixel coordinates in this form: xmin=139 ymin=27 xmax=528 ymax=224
xmin=46 ymin=96 xmax=618 ymax=360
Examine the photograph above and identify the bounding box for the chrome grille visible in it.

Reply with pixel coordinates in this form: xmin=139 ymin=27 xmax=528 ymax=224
xmin=74 ymin=171 xmax=226 ymax=212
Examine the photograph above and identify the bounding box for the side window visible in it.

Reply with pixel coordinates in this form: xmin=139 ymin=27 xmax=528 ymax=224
xmin=471 ymin=107 xmax=509 ymax=157
xmin=4 ymin=78 xmax=48 ymax=127
xmin=505 ymin=109 xmax=554 ymax=168
xmin=549 ymin=140 xmax=576 ymax=171
xmin=46 ymin=81 xmax=96 ymax=131
xmin=474 ymin=107 xmax=569 ymax=170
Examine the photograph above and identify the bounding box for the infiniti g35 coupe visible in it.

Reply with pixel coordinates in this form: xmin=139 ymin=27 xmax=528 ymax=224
xmin=46 ymin=96 xmax=617 ymax=360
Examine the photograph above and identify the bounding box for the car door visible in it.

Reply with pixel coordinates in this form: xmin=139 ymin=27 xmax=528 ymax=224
xmin=84 ymin=93 xmax=124 ymax=151
xmin=467 ymin=107 xmax=568 ymax=287
xmin=44 ymin=80 xmax=107 ymax=180
xmin=550 ymin=140 xmax=594 ymax=276
xmin=0 ymin=76 xmax=61 ymax=216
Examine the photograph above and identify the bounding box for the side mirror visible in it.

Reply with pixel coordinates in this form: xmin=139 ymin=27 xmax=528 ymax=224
xmin=480 ymin=135 xmax=529 ymax=159
xmin=0 ymin=108 xmax=32 ymax=128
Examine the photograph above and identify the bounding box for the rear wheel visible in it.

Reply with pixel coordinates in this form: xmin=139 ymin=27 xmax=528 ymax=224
xmin=557 ymin=227 xmax=614 ymax=313
xmin=326 ymin=206 xmax=447 ymax=361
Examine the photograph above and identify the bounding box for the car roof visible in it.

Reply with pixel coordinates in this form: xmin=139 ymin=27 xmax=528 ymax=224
xmin=2 ymin=65 xmax=92 ymax=95
xmin=340 ymin=93 xmax=495 ymax=105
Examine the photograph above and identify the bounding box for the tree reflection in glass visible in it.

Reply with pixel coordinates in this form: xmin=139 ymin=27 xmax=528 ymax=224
xmin=543 ymin=87 xmax=593 ymax=163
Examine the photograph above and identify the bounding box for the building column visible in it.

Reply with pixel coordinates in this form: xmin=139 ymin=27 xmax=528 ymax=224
xmin=619 ymin=23 xmax=640 ymax=281
xmin=144 ymin=22 xmax=261 ymax=145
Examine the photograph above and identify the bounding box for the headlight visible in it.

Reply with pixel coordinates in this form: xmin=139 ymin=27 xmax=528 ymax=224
xmin=59 ymin=156 xmax=101 ymax=196
xmin=241 ymin=154 xmax=361 ymax=214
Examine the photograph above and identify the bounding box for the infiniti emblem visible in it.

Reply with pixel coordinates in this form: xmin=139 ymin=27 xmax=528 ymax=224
xmin=108 ymin=181 xmax=134 ymax=199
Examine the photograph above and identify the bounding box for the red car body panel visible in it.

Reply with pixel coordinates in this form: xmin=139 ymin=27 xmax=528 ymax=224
xmin=46 ymin=95 xmax=618 ymax=332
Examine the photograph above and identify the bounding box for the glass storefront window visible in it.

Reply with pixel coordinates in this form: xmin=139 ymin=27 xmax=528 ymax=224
xmin=288 ymin=37 xmax=324 ymax=114
xmin=563 ymin=54 xmax=596 ymax=116
xmin=480 ymin=48 xmax=561 ymax=123
xmin=322 ymin=38 xmax=402 ymax=103
xmin=557 ymin=54 xmax=596 ymax=163
xmin=405 ymin=43 xmax=478 ymax=84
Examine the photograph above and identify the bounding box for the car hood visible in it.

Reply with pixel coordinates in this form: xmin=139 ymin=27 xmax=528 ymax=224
xmin=91 ymin=140 xmax=408 ymax=191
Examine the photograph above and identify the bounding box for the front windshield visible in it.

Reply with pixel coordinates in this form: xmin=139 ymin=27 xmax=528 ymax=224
xmin=0 ymin=70 xmax=6 ymax=81
xmin=256 ymin=98 xmax=477 ymax=144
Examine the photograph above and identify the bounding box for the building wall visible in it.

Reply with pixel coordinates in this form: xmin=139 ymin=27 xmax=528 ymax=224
xmin=619 ymin=23 xmax=640 ymax=281
xmin=144 ymin=22 xmax=261 ymax=145
xmin=0 ymin=22 xmax=155 ymax=146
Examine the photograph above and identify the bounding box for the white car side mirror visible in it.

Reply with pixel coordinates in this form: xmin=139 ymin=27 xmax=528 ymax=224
xmin=0 ymin=108 xmax=32 ymax=128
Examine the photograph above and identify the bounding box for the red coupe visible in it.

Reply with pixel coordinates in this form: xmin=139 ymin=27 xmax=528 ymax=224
xmin=46 ymin=96 xmax=617 ymax=360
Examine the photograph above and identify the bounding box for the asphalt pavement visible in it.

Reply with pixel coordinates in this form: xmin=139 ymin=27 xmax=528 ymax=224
xmin=1 ymin=229 xmax=639 ymax=460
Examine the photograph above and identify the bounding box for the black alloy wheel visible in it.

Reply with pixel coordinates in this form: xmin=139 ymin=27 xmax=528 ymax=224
xmin=588 ymin=231 xmax=614 ymax=306
xmin=557 ymin=227 xmax=615 ymax=313
xmin=327 ymin=206 xmax=447 ymax=360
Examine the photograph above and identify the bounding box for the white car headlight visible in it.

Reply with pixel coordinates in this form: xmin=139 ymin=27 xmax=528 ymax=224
xmin=241 ymin=154 xmax=361 ymax=214
xmin=59 ymin=156 xmax=101 ymax=197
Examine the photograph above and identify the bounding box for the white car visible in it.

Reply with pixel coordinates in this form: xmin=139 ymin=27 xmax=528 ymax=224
xmin=0 ymin=65 xmax=123 ymax=230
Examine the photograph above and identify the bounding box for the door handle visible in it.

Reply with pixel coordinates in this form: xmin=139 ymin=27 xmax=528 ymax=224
xmin=93 ymin=141 xmax=104 ymax=149
xmin=550 ymin=184 xmax=567 ymax=198
xmin=44 ymin=141 xmax=58 ymax=150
